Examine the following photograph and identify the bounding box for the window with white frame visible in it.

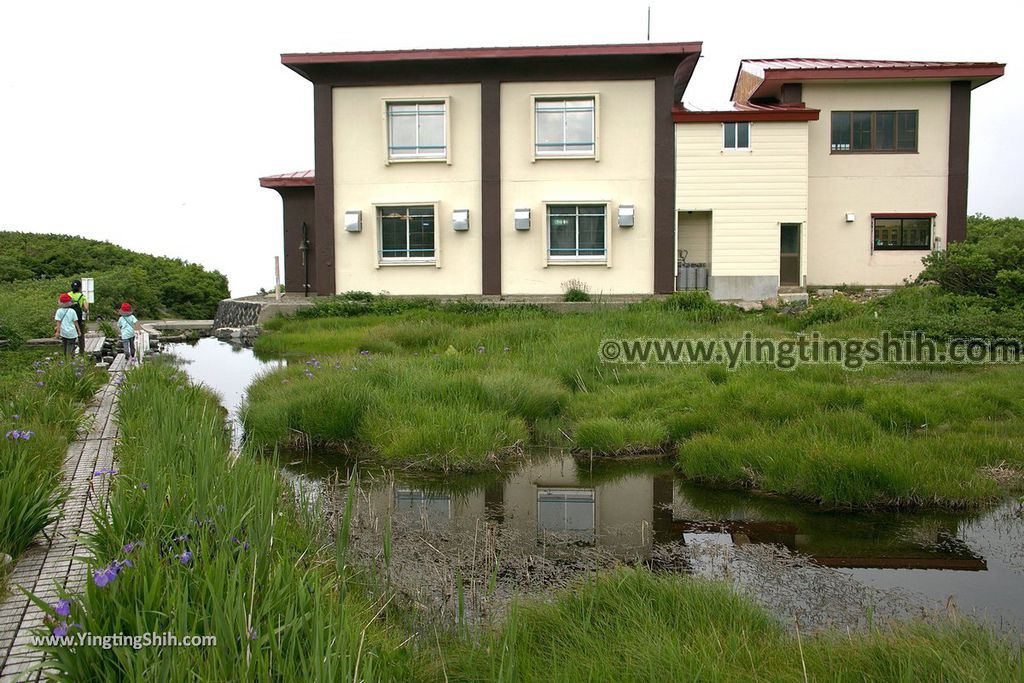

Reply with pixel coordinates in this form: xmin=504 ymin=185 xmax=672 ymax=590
xmin=548 ymin=204 xmax=606 ymax=261
xmin=537 ymin=488 xmax=595 ymax=542
xmin=378 ymin=205 xmax=435 ymax=261
xmin=535 ymin=97 xmax=596 ymax=157
xmin=723 ymin=121 xmax=751 ymax=150
xmin=386 ymin=101 xmax=446 ymax=160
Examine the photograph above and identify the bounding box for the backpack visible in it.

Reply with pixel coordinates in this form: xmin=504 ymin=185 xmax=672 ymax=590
xmin=67 ymin=292 xmax=85 ymax=325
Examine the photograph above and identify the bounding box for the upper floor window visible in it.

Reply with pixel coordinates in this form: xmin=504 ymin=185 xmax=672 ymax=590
xmin=831 ymin=111 xmax=917 ymax=153
xmin=379 ymin=205 xmax=435 ymax=262
xmin=872 ymin=215 xmax=932 ymax=250
xmin=387 ymin=101 xmax=446 ymax=161
xmin=535 ymin=97 xmax=596 ymax=158
xmin=723 ymin=122 xmax=751 ymax=150
xmin=548 ymin=204 xmax=606 ymax=261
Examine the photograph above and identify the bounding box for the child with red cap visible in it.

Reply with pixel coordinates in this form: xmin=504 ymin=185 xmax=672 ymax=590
xmin=117 ymin=303 xmax=140 ymax=360
xmin=54 ymin=293 xmax=82 ymax=358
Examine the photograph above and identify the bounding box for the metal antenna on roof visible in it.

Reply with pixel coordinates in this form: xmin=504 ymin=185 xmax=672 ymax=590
xmin=646 ymin=5 xmax=651 ymax=41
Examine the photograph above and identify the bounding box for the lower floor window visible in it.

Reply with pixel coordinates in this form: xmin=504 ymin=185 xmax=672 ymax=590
xmin=548 ymin=204 xmax=606 ymax=260
xmin=872 ymin=216 xmax=932 ymax=250
xmin=379 ymin=205 xmax=435 ymax=260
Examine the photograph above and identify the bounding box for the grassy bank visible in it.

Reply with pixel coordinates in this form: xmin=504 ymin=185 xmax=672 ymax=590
xmin=36 ymin=363 xmax=1024 ymax=680
xmin=245 ymin=290 xmax=1024 ymax=506
xmin=0 ymin=350 xmax=104 ymax=586
xmin=447 ymin=568 xmax=1023 ymax=682
xmin=35 ymin=364 xmax=420 ymax=679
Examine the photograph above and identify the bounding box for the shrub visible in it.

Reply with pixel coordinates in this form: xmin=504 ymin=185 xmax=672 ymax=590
xmin=919 ymin=214 xmax=1024 ymax=303
xmin=799 ymin=295 xmax=863 ymax=328
xmin=562 ymin=279 xmax=591 ymax=302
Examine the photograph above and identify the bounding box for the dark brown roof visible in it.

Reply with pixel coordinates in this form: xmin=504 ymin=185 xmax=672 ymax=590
xmin=734 ymin=58 xmax=1005 ymax=101
xmin=259 ymin=170 xmax=314 ymax=188
xmin=674 ymin=101 xmax=819 ymax=122
xmin=282 ymin=42 xmax=703 ymax=66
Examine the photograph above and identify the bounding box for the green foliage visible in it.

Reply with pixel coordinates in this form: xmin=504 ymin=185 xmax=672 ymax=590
xmin=0 ymin=231 xmax=230 ymax=343
xmin=561 ymin=279 xmax=591 ymax=302
xmin=0 ymin=351 xmax=104 ymax=564
xmin=799 ymin=295 xmax=864 ymax=328
xmin=573 ymin=417 xmax=668 ymax=454
xmin=656 ymin=290 xmax=737 ymax=322
xmin=920 ymin=214 xmax=1024 ymax=303
xmin=38 ymin=364 xmax=420 ymax=680
xmin=447 ymin=568 xmax=1023 ymax=682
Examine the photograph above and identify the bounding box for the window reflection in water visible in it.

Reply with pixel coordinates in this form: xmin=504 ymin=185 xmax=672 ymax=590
xmin=537 ymin=487 xmax=596 ymax=544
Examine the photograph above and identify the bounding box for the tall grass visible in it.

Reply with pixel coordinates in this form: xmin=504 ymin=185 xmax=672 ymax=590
xmin=247 ymin=293 xmax=1024 ymax=505
xmin=0 ymin=351 xmax=104 ymax=571
xmin=447 ymin=567 xmax=1023 ymax=682
xmin=35 ymin=364 xmax=423 ymax=680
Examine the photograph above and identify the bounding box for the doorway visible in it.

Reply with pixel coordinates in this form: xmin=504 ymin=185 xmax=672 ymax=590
xmin=780 ymin=223 xmax=801 ymax=286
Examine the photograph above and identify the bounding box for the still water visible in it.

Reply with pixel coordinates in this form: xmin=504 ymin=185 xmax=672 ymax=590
xmin=167 ymin=338 xmax=1024 ymax=633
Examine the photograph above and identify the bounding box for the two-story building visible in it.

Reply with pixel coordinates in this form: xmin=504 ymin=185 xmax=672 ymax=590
xmin=261 ymin=44 xmax=1004 ymax=301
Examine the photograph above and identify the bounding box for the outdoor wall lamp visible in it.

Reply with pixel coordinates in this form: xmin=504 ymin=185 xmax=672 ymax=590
xmin=618 ymin=205 xmax=635 ymax=228
xmin=514 ymin=208 xmax=531 ymax=230
xmin=452 ymin=209 xmax=470 ymax=231
xmin=845 ymin=212 xmax=856 ymax=223
xmin=345 ymin=210 xmax=362 ymax=232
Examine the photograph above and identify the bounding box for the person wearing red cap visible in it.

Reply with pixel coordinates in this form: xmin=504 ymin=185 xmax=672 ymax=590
xmin=54 ymin=293 xmax=82 ymax=358
xmin=117 ymin=302 xmax=140 ymax=360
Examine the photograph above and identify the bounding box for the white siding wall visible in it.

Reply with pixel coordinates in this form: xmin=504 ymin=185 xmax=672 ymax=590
xmin=676 ymin=121 xmax=809 ymax=281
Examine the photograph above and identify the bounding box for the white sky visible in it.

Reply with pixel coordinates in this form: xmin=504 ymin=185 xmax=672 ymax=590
xmin=1 ymin=0 xmax=1019 ymax=296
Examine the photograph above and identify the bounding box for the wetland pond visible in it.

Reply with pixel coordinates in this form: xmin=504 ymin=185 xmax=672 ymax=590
xmin=166 ymin=337 xmax=1024 ymax=634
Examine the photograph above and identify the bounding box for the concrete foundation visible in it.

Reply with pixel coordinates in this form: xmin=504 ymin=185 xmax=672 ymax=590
xmin=708 ymin=275 xmax=779 ymax=301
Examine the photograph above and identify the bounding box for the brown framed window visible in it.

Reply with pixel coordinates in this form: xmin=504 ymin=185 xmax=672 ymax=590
xmin=872 ymin=216 xmax=932 ymax=250
xmin=831 ymin=111 xmax=917 ymax=153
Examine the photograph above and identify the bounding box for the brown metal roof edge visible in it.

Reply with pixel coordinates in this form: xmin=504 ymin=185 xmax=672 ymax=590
xmin=259 ymin=171 xmax=315 ymax=189
xmin=673 ymin=105 xmax=820 ymax=123
xmin=281 ymin=42 xmax=703 ymax=66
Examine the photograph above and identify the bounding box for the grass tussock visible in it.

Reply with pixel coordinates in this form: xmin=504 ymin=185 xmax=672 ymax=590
xmin=248 ymin=291 xmax=1024 ymax=505
xmin=447 ymin=568 xmax=1023 ymax=682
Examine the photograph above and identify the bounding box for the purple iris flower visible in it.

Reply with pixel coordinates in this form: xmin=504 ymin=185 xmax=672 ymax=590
xmin=93 ymin=566 xmax=117 ymax=587
xmin=139 ymin=482 xmax=149 ymax=491
xmin=359 ymin=350 xmax=370 ymax=356
xmin=36 ymin=381 xmax=45 ymax=387
xmin=123 ymin=541 xmax=141 ymax=553
xmin=179 ymin=551 xmax=193 ymax=565
xmin=52 ymin=622 xmax=70 ymax=638
xmin=11 ymin=414 xmax=20 ymax=421
xmin=53 ymin=599 xmax=72 ymax=617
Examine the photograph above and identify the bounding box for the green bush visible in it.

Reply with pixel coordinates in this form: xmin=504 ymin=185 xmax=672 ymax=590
xmin=920 ymin=214 xmax=1024 ymax=303
xmin=0 ymin=231 xmax=230 ymax=343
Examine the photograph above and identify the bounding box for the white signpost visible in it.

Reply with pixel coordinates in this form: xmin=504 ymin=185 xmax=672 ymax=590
xmin=81 ymin=277 xmax=95 ymax=304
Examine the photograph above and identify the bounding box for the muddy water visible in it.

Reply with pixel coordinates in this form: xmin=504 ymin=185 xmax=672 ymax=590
xmin=170 ymin=338 xmax=1024 ymax=634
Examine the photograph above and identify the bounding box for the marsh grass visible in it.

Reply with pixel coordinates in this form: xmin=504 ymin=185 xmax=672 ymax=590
xmin=247 ymin=292 xmax=1024 ymax=506
xmin=0 ymin=351 xmax=104 ymax=570
xmin=446 ymin=568 xmax=1023 ymax=682
xmin=35 ymin=364 xmax=422 ymax=680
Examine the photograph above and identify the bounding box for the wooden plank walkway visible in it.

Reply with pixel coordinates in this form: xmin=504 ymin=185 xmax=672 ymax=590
xmin=83 ymin=335 xmax=105 ymax=358
xmin=0 ymin=355 xmax=127 ymax=682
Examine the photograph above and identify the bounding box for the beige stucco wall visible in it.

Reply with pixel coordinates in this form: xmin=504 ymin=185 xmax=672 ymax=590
xmin=804 ymin=81 xmax=950 ymax=286
xmin=676 ymin=120 xmax=809 ymax=282
xmin=332 ymin=83 xmax=483 ymax=295
xmin=500 ymin=80 xmax=656 ymax=295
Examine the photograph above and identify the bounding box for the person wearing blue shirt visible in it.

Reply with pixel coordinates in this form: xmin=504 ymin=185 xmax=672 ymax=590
xmin=54 ymin=293 xmax=81 ymax=358
xmin=117 ymin=302 xmax=140 ymax=360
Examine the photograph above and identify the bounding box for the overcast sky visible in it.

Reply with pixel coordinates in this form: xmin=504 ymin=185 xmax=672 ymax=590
xmin=1 ymin=0 xmax=1019 ymax=296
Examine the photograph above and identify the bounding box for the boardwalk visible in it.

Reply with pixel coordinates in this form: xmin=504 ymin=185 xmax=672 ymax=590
xmin=0 ymin=355 xmax=127 ymax=681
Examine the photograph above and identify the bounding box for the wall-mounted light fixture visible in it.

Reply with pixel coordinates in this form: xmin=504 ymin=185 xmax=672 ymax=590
xmin=514 ymin=208 xmax=531 ymax=230
xmin=933 ymin=235 xmax=944 ymax=251
xmin=618 ymin=204 xmax=635 ymax=228
xmin=345 ymin=210 xmax=362 ymax=232
xmin=845 ymin=212 xmax=856 ymax=223
xmin=452 ymin=209 xmax=470 ymax=231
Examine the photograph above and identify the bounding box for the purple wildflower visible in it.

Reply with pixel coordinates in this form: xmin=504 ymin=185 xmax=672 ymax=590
xmin=359 ymin=350 xmax=370 ymax=356
xmin=93 ymin=468 xmax=117 ymax=477
xmin=247 ymin=627 xmax=257 ymax=641
xmin=92 ymin=566 xmax=117 ymax=587
xmin=179 ymin=551 xmax=193 ymax=566
xmin=139 ymin=482 xmax=149 ymax=491
xmin=35 ymin=369 xmax=45 ymax=375
xmin=11 ymin=414 xmax=20 ymax=421
xmin=123 ymin=541 xmax=141 ymax=553
xmin=52 ymin=622 xmax=70 ymax=638
xmin=5 ymin=430 xmax=17 ymax=440
xmin=53 ymin=599 xmax=72 ymax=618
xmin=35 ymin=381 xmax=44 ymax=387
